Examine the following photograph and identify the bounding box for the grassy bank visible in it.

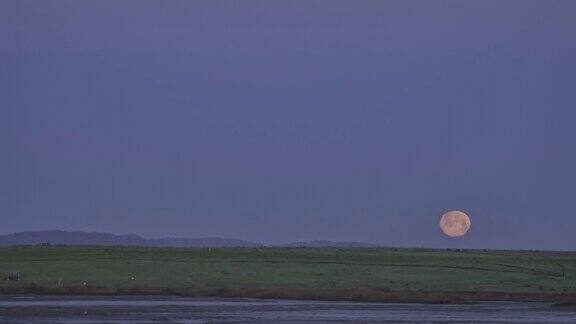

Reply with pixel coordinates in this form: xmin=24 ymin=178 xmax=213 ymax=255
xmin=1 ymin=246 xmax=576 ymax=303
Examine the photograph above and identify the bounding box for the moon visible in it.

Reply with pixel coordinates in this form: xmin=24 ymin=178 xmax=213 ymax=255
xmin=440 ymin=211 xmax=471 ymax=237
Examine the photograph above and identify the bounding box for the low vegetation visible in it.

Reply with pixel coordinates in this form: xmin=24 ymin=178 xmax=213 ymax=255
xmin=1 ymin=246 xmax=576 ymax=303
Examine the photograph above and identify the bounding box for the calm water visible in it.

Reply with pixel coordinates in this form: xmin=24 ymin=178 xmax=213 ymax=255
xmin=0 ymin=296 xmax=575 ymax=323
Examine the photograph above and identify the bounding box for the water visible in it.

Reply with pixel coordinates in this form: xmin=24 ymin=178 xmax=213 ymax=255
xmin=0 ymin=296 xmax=575 ymax=323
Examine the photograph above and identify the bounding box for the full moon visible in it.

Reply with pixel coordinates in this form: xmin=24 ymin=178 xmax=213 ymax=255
xmin=439 ymin=211 xmax=471 ymax=237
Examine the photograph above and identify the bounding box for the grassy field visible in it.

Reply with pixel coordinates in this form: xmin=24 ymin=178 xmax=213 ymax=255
xmin=1 ymin=246 xmax=576 ymax=303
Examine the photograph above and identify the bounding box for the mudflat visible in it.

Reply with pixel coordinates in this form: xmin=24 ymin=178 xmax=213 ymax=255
xmin=1 ymin=246 xmax=576 ymax=303
xmin=2 ymin=296 xmax=576 ymax=323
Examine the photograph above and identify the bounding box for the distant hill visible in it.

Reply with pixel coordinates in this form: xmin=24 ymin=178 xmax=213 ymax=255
xmin=280 ymin=240 xmax=382 ymax=248
xmin=0 ymin=231 xmax=383 ymax=248
xmin=0 ymin=230 xmax=259 ymax=248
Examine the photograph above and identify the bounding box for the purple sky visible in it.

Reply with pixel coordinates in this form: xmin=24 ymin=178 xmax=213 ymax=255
xmin=1 ymin=1 xmax=575 ymax=249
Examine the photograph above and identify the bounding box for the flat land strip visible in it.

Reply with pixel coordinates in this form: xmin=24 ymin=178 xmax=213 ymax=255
xmin=1 ymin=246 xmax=576 ymax=303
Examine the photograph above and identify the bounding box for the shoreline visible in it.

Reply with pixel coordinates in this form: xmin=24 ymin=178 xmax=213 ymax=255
xmin=2 ymin=286 xmax=575 ymax=304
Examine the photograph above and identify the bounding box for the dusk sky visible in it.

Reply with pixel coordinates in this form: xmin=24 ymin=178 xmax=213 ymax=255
xmin=1 ymin=1 xmax=575 ymax=249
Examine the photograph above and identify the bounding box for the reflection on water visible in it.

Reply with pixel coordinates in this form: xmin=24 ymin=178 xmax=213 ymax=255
xmin=1 ymin=296 xmax=575 ymax=323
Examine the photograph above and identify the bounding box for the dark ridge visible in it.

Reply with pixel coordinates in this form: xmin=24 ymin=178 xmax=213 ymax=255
xmin=0 ymin=230 xmax=385 ymax=248
xmin=0 ymin=230 xmax=258 ymax=248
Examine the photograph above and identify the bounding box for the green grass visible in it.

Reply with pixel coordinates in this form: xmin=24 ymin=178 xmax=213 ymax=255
xmin=1 ymin=246 xmax=576 ymax=302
